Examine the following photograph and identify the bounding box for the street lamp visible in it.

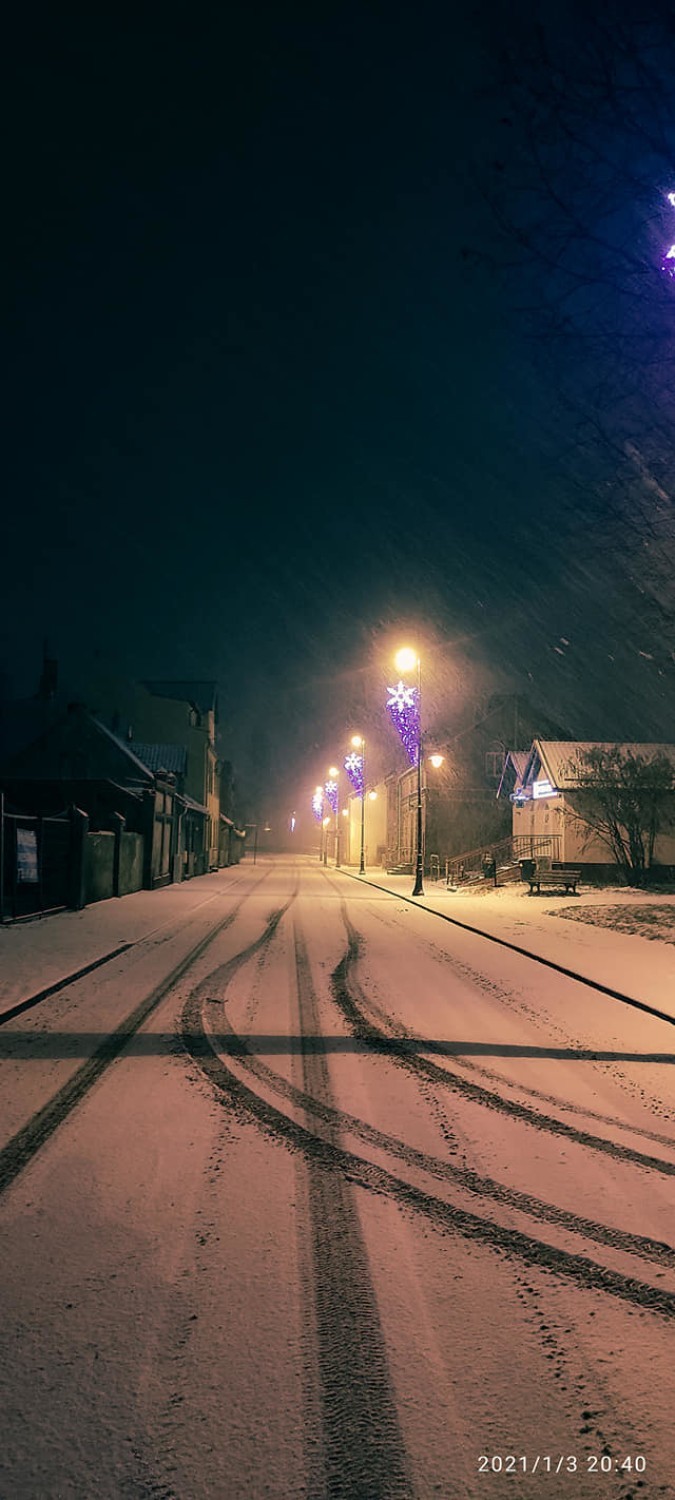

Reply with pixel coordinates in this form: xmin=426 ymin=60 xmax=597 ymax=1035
xmin=395 ymin=646 xmax=424 ymax=895
xmin=312 ymin=786 xmax=325 ymax=861
xmin=327 ymin=766 xmax=341 ymax=867
xmin=350 ymin=734 xmax=367 ymax=873
xmin=322 ymin=816 xmax=330 ymax=865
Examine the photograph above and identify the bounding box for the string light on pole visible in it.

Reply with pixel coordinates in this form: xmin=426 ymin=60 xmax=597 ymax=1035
xmin=326 ymin=767 xmax=341 ymax=867
xmin=348 ymin=734 xmax=367 ymax=874
xmin=661 ymin=191 xmax=675 ymax=276
xmin=312 ymin=785 xmax=325 ymax=863
xmin=393 ymin=646 xmax=424 ymax=895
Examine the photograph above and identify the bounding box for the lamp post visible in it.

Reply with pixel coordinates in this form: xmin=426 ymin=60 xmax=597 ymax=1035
xmin=350 ymin=734 xmax=367 ymax=873
xmin=395 ymin=647 xmax=424 ymax=896
xmin=328 ymin=767 xmax=341 ymax=866
xmin=312 ymin=786 xmax=324 ymax=861
xmin=322 ymin=816 xmax=330 ymax=865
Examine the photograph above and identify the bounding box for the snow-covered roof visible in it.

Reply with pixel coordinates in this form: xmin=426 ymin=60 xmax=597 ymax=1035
xmin=132 ymin=742 xmax=188 ymax=776
xmin=528 ymin=740 xmax=675 ymax=790
xmin=496 ymin=749 xmax=529 ymax=799
xmin=142 ymin=681 xmax=218 ymax=717
xmin=89 ymin=717 xmax=156 ymax=781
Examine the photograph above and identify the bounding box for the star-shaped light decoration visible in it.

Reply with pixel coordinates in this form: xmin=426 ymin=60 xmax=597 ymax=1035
xmin=311 ymin=788 xmax=324 ymax=823
xmin=344 ymin=752 xmax=364 ymax=797
xmin=385 ymin=680 xmax=420 ymax=765
xmin=324 ymin=779 xmax=338 ymax=814
xmin=387 ymin=680 xmax=416 ymax=711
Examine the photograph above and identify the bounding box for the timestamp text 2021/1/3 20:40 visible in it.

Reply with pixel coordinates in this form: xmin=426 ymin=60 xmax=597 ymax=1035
xmin=478 ymin=1454 xmax=646 ymax=1476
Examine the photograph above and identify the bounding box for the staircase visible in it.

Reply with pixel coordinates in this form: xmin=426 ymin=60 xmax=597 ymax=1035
xmin=437 ymin=834 xmax=562 ymax=889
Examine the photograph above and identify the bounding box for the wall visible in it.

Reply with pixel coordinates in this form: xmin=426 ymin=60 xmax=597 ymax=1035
xmin=84 ymin=831 xmax=115 ymax=903
xmin=346 ymin=785 xmax=387 ymax=867
xmin=513 ymin=791 xmax=675 ymax=866
xmin=119 ymin=832 xmax=143 ymax=895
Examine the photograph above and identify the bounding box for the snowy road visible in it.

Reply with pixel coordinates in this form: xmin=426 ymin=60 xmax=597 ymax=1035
xmin=0 ymin=857 xmax=674 ymax=1499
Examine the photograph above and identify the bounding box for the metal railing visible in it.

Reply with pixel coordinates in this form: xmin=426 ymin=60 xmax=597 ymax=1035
xmin=443 ymin=833 xmax=561 ymax=887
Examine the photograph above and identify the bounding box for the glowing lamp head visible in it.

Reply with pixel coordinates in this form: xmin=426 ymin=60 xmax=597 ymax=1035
xmin=351 ymin=734 xmax=363 ymax=749
xmin=395 ymin=647 xmax=418 ymax=673
xmin=368 ymin=790 xmax=378 ymax=801
xmin=328 ymin=766 xmax=339 ymax=779
xmin=323 ymin=816 xmax=331 ymax=827
xmin=429 ymin=754 xmax=444 ymax=770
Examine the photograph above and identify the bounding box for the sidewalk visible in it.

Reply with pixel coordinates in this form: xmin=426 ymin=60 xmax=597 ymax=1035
xmin=0 ymin=871 xmax=236 ymax=1014
xmin=344 ymin=868 xmax=675 ymax=1023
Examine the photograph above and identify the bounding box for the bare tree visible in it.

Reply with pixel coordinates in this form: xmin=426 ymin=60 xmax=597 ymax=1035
xmin=566 ymin=744 xmax=675 ymax=882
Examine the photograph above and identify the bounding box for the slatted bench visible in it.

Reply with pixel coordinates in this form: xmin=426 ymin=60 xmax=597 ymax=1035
xmin=528 ymin=868 xmax=582 ymax=895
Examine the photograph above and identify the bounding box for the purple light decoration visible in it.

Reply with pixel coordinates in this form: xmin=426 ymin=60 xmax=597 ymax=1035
xmin=324 ymin=779 xmax=338 ymax=815
xmin=312 ymin=789 xmax=323 ymax=822
xmin=343 ymin=752 xmax=364 ymax=797
xmin=386 ymin=680 xmax=420 ymax=765
xmin=662 ymin=192 xmax=675 ymax=276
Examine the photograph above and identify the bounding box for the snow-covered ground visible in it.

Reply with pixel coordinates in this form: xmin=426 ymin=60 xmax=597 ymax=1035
xmin=0 ymin=856 xmax=673 ymax=1498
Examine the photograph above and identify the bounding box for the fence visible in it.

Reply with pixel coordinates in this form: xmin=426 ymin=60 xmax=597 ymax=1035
xmin=443 ymin=833 xmax=562 ymax=887
xmin=0 ymin=795 xmax=77 ymax=921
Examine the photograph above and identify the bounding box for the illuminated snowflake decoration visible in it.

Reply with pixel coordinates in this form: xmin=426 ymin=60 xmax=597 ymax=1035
xmin=662 ymin=191 xmax=675 ymax=276
xmin=386 ymin=681 xmax=420 ymax=765
xmin=324 ymin=779 xmax=338 ymax=815
xmin=387 ymin=680 xmax=416 ymax=711
xmin=311 ymin=788 xmax=324 ymax=823
xmin=343 ymin=752 xmax=364 ymax=797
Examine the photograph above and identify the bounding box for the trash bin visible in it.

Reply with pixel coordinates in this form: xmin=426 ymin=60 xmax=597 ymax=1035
xmin=519 ymin=858 xmax=536 ymax=883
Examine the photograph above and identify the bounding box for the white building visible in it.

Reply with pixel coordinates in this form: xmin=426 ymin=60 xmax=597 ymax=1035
xmin=506 ymin=740 xmax=675 ymax=868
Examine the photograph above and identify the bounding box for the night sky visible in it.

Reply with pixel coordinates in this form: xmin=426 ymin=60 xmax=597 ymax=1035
xmin=6 ymin=3 xmax=675 ymax=817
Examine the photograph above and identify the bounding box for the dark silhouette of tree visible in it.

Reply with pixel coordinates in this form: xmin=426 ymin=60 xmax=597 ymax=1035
xmin=566 ymin=744 xmax=675 ymax=882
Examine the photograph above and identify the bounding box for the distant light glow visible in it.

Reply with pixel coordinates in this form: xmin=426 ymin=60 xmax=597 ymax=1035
xmin=395 ymin=647 xmax=418 ymax=673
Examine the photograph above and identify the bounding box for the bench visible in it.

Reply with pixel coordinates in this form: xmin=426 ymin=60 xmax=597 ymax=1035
xmin=528 ymin=868 xmax=581 ymax=895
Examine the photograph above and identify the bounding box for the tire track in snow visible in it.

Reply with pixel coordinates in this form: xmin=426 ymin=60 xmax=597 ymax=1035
xmin=330 ymin=907 xmax=675 ymax=1181
xmin=360 ymin=900 xmax=675 ymax=1145
xmin=343 ymin=870 xmax=675 ymax=1029
xmin=0 ymin=873 xmax=273 ymax=1197
xmin=181 ymin=898 xmax=412 ymax=1499
xmin=197 ymin=1010 xmax=675 ymax=1273
xmin=292 ymin=915 xmax=413 ymax=1500
xmin=183 ymin=978 xmax=675 ymax=1323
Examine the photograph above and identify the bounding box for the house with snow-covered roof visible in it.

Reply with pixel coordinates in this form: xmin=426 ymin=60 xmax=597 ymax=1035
xmin=505 ymin=739 xmax=675 ymax=875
